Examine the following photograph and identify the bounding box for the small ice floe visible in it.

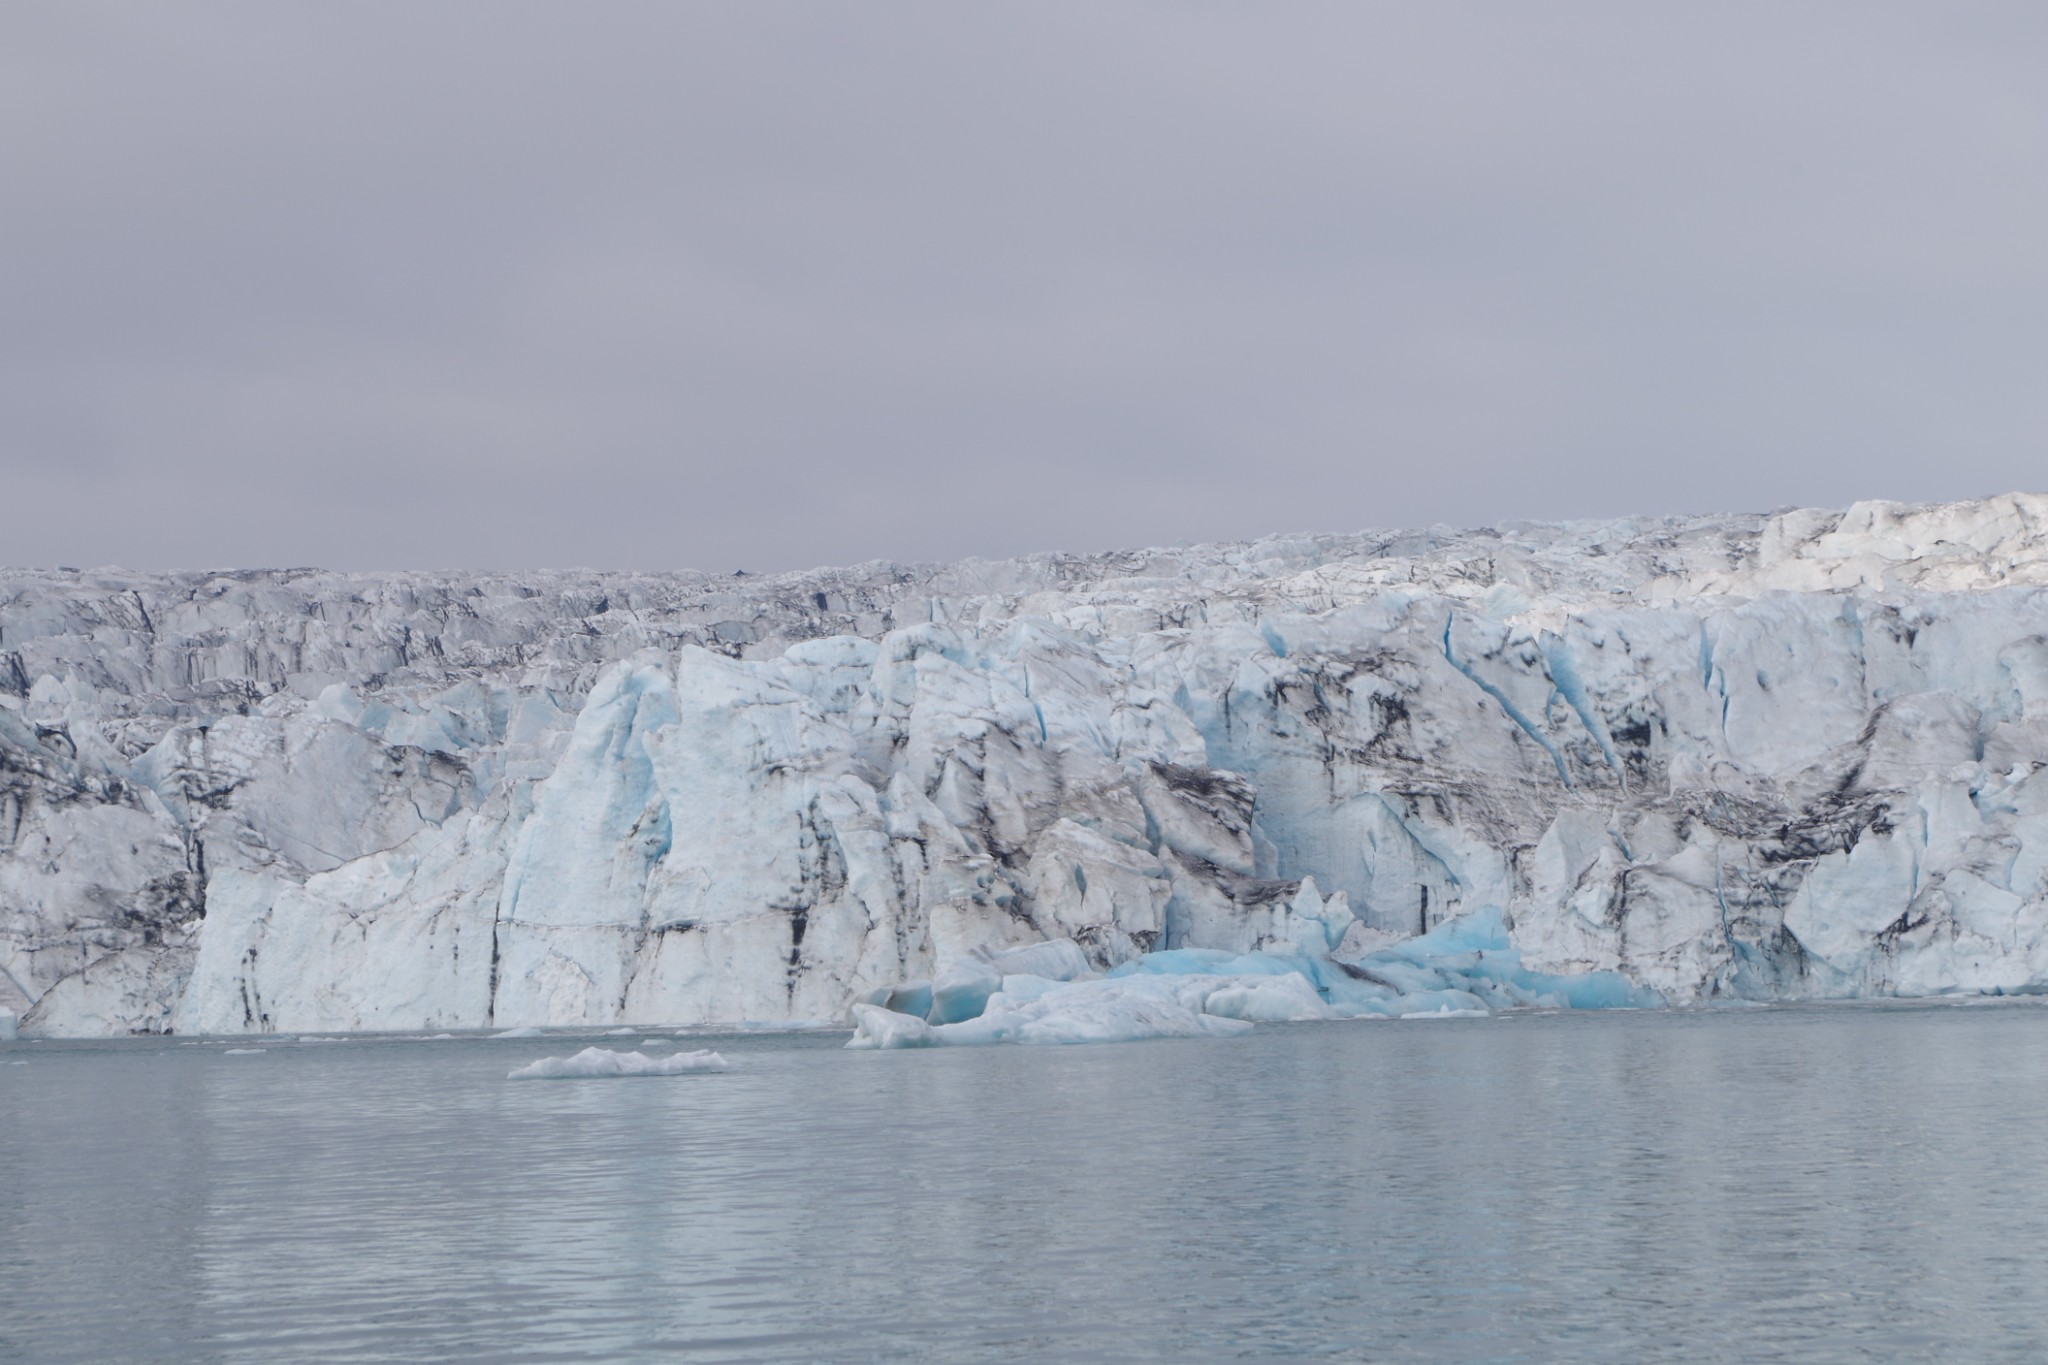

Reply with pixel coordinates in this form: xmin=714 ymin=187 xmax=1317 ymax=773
xmin=492 ymin=1026 xmax=545 ymax=1039
xmin=221 ymin=1048 xmax=267 ymax=1056
xmin=506 ymin=1047 xmax=729 ymax=1081
xmin=603 ymin=1027 xmax=639 ymax=1036
xmin=294 ymin=1036 xmax=348 ymax=1043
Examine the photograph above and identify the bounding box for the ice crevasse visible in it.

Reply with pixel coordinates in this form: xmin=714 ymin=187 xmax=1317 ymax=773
xmin=8 ymin=494 xmax=2048 ymax=1037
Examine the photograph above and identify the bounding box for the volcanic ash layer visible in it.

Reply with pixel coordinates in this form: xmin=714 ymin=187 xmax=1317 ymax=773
xmin=7 ymin=494 xmax=2048 ymax=1037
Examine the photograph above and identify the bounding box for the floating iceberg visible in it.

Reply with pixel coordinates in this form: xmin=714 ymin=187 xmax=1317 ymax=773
xmin=848 ymin=910 xmax=1658 ymax=1048
xmin=848 ymin=981 xmax=1260 ymax=1049
xmin=506 ymin=1047 xmax=730 ymax=1080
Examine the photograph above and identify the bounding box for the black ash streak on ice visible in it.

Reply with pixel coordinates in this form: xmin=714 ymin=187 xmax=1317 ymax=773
xmin=4 ymin=494 xmax=2048 ymax=1038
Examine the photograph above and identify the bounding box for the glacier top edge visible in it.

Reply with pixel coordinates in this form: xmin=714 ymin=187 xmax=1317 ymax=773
xmin=3 ymin=491 xmax=2044 ymax=597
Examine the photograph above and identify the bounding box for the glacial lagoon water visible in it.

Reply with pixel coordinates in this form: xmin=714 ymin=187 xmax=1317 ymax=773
xmin=6 ymin=1003 xmax=2048 ymax=1363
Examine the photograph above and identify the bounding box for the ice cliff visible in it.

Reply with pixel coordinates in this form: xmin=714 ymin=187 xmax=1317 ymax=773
xmin=8 ymin=493 xmax=2048 ymax=1037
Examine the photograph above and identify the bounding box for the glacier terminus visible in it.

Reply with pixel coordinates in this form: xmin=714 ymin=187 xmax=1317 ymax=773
xmin=8 ymin=493 xmax=2048 ymax=1039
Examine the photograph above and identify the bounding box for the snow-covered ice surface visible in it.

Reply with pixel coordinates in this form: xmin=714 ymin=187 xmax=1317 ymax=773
xmin=505 ymin=1046 xmax=728 ymax=1080
xmin=11 ymin=493 xmax=2048 ymax=1036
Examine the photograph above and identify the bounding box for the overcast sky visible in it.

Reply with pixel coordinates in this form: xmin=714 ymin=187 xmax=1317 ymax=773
xmin=4 ymin=2 xmax=2044 ymax=572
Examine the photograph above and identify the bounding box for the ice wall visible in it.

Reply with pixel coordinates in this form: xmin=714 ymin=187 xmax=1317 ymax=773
xmin=7 ymin=493 xmax=2048 ymax=1035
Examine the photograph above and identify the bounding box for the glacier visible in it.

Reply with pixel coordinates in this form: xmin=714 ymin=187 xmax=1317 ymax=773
xmin=7 ymin=493 xmax=2048 ymax=1038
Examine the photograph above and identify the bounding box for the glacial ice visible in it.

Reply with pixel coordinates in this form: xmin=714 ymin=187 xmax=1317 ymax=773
xmin=506 ymin=1047 xmax=730 ymax=1080
xmin=847 ymin=908 xmax=1655 ymax=1047
xmin=847 ymin=988 xmax=1257 ymax=1049
xmin=10 ymin=494 xmax=2048 ymax=1037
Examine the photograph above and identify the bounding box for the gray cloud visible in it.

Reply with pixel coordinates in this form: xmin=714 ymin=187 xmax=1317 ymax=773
xmin=3 ymin=0 xmax=2044 ymax=571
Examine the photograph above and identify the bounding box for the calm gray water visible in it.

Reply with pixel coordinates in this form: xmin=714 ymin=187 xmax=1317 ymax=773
xmin=5 ymin=1002 xmax=2048 ymax=1363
